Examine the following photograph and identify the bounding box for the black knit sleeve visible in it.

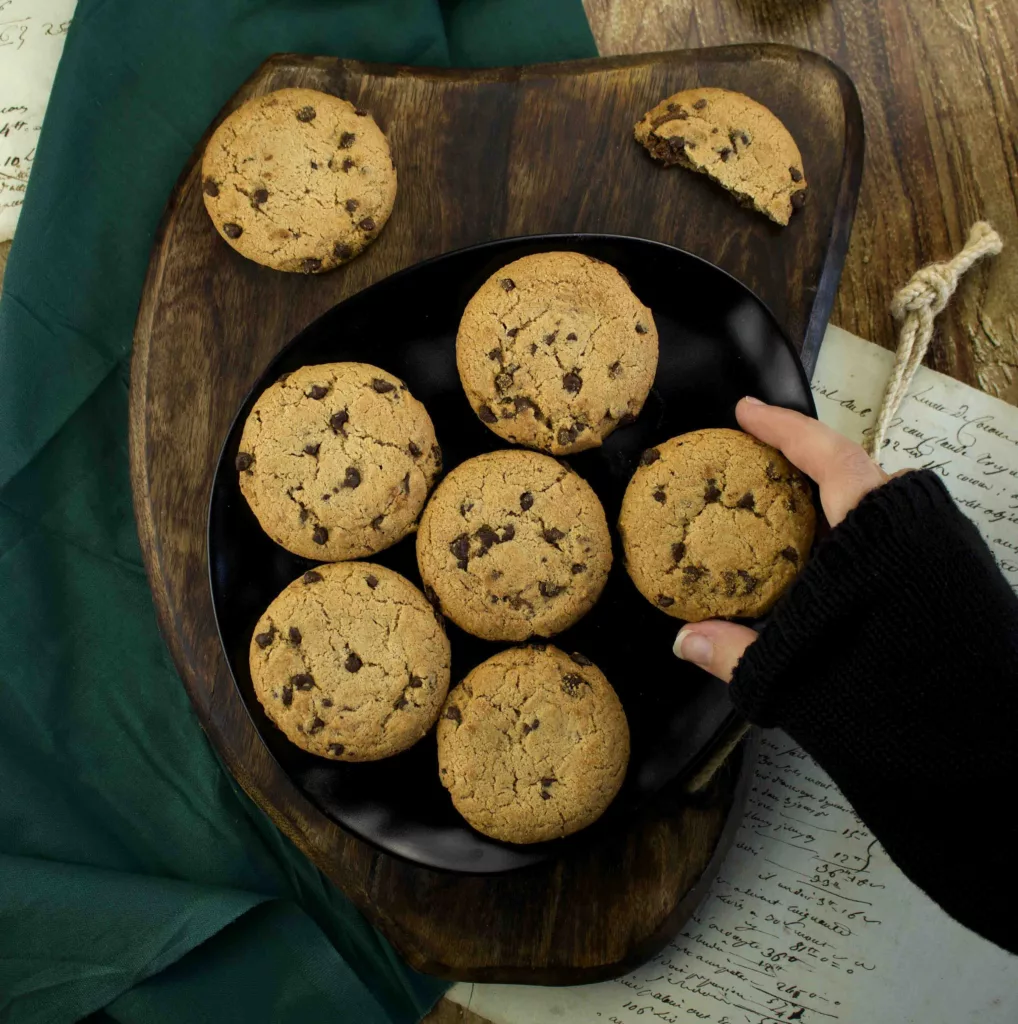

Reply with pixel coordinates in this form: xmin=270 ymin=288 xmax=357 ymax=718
xmin=729 ymin=470 xmax=1018 ymax=953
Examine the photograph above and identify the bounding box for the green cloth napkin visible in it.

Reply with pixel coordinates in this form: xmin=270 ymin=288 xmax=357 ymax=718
xmin=0 ymin=3 xmax=596 ymax=1022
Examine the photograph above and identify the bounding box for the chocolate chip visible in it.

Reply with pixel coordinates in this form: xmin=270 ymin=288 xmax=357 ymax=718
xmin=640 ymin=447 xmax=661 ymax=466
xmin=635 ymin=322 xmax=649 ymax=335
xmin=450 ymin=534 xmax=470 ymax=569
xmin=666 ymin=136 xmax=687 ymax=155
xmin=541 ymin=776 xmax=556 ymax=786
xmin=737 ymin=492 xmax=755 ymax=510
xmin=522 ymin=718 xmax=540 ymax=735
xmin=459 ymin=501 xmax=473 ymax=516
xmin=308 ymin=384 xmax=329 ymax=400
xmin=487 ymin=348 xmax=502 ymax=362
xmin=653 ymin=489 xmax=666 ymax=503
xmin=543 ymin=527 xmax=564 ymax=544
xmin=358 ymin=217 xmax=376 ymax=231
xmin=704 ymin=480 xmax=722 ymax=503
xmin=791 ymin=188 xmax=808 ymax=210
xmin=235 ymin=452 xmax=254 ymax=472
xmin=738 ymin=569 xmax=759 ymax=593
xmin=302 ymin=257 xmax=322 ymax=273
xmin=223 ymin=222 xmax=243 ymax=238
xmin=672 ymin=542 xmax=686 ymax=562
xmin=780 ymin=546 xmax=800 ymax=565
xmin=303 ymin=443 xmax=320 ymax=457
xmin=400 ymin=472 xmax=410 ymax=494
xmin=345 ymin=198 xmax=359 ymax=212
xmin=308 ymin=716 xmax=325 ymax=734
xmin=683 ymin=564 xmax=707 ymax=582
xmin=562 ymin=371 xmax=583 ymax=394
xmin=371 ymin=514 xmax=385 ymax=530
xmin=693 ymin=98 xmax=707 ymax=110
xmin=292 ymin=673 xmax=315 ymax=691
xmin=409 ymin=675 xmax=424 ymax=688
xmin=571 ymin=652 xmax=593 ymax=666
xmin=561 ymin=673 xmax=588 ymax=695
xmin=393 ymin=697 xmax=409 ymax=710
xmin=334 ymin=241 xmax=354 ymax=259
xmin=557 ymin=425 xmax=578 ymax=446
xmin=476 ymin=525 xmax=499 ymax=553
xmin=353 ymin=107 xmax=367 ymax=116
xmin=203 ymin=178 xmax=219 ymax=197
xmin=345 ymin=651 xmax=362 ymax=673
xmin=790 ymin=166 xmax=803 ymax=182
xmin=495 ymin=371 xmax=514 ymax=392
xmin=718 ymin=147 xmax=733 ymax=162
xmin=254 ymin=628 xmax=275 ymax=648
xmin=501 ymin=524 xmax=515 ymax=542
xmin=252 ymin=188 xmax=269 ymax=204
xmin=567 ymin=563 xmax=584 ymax=577
xmin=365 ymin=574 xmax=379 ymax=588
xmin=722 ymin=570 xmax=738 ymax=597
xmin=288 ymin=626 xmax=302 ymax=644
xmin=500 ymin=278 xmax=515 ymax=291
xmin=408 ymin=440 xmax=422 ymax=458
xmin=566 ymin=332 xmax=577 ymax=341
xmin=371 ymin=378 xmax=395 ymax=393
xmin=530 ymin=342 xmax=538 ymax=355
xmin=766 ymin=462 xmax=782 ymax=482
xmin=339 ymin=131 xmax=356 ymax=148
xmin=444 ymin=705 xmax=462 ymax=723
xmin=310 ymin=161 xmax=318 ymax=170
xmin=478 ymin=404 xmax=498 ymax=424
xmin=343 ymin=467 xmax=361 ymax=489
xmin=539 ymin=581 xmax=564 ymax=598
xmin=657 ymin=594 xmax=675 ymax=607
xmin=312 ymin=525 xmax=328 ymax=545
xmin=540 ymin=790 xmax=552 ymax=800
xmin=281 ymin=684 xmax=293 ymax=706
xmin=329 ymin=409 xmax=349 ymax=434
xmin=505 ymin=327 xmax=519 ymax=338
xmin=328 ymin=743 xmax=345 ymax=756
xmin=741 ymin=132 xmax=752 ymax=146
xmin=302 ymin=570 xmax=323 ymax=584
xmin=296 ymin=105 xmax=316 ymax=122
xmin=341 ymin=157 xmax=355 ymax=172
xmin=298 ymin=505 xmax=310 ymax=524
xmin=543 ymin=332 xmax=557 ymax=345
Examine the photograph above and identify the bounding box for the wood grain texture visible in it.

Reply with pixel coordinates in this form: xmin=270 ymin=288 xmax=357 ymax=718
xmin=130 ymin=50 xmax=858 ymax=981
xmin=584 ymin=0 xmax=1018 ymax=402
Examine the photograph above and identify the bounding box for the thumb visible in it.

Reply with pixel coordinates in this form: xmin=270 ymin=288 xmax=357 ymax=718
xmin=673 ymin=620 xmax=759 ymax=683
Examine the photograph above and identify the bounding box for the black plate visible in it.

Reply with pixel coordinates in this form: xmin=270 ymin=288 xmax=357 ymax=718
xmin=209 ymin=233 xmax=816 ymax=873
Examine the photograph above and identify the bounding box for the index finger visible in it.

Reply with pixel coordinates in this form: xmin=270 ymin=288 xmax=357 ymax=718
xmin=736 ymin=397 xmax=887 ymax=526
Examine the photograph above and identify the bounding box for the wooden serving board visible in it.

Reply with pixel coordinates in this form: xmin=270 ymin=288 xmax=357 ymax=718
xmin=130 ymin=47 xmax=862 ymax=982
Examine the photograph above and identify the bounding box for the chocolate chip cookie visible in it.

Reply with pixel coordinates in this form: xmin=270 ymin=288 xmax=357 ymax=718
xmin=619 ymin=428 xmax=815 ymax=620
xmin=437 ymin=644 xmax=629 ymax=843
xmin=201 ymin=87 xmax=396 ymax=272
xmin=416 ymin=450 xmax=612 ymax=641
xmin=236 ymin=362 xmax=440 ymax=560
xmin=250 ymin=562 xmax=450 ymax=761
xmin=456 ymin=252 xmax=658 ymax=454
xmin=635 ymin=88 xmax=807 ymax=226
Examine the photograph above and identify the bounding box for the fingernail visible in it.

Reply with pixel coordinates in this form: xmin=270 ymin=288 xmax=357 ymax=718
xmin=674 ymin=628 xmax=714 ymax=667
xmin=741 ymin=395 xmax=765 ymax=406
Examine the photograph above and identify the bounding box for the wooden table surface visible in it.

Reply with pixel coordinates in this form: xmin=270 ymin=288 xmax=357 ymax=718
xmin=426 ymin=3 xmax=1016 ymax=1019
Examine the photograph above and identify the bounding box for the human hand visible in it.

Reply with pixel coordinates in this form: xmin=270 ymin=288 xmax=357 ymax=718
xmin=672 ymin=397 xmax=889 ymax=682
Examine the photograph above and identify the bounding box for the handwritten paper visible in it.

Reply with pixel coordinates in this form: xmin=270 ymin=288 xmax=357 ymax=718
xmin=450 ymin=326 xmax=1018 ymax=1023
xmin=0 ymin=0 xmax=76 ymax=240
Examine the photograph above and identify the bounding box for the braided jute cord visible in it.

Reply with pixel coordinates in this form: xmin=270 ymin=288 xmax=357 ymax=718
xmin=864 ymin=221 xmax=1003 ymax=458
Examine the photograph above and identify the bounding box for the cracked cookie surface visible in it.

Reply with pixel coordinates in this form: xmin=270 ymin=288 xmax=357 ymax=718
xmin=456 ymin=251 xmax=658 ymax=454
xmin=437 ymin=644 xmax=629 ymax=843
xmin=237 ymin=362 xmax=440 ymax=560
xmin=634 ymin=88 xmax=807 ymax=226
xmin=201 ymin=87 xmax=396 ymax=272
xmin=416 ymin=450 xmax=611 ymax=641
xmin=250 ymin=561 xmax=450 ymax=761
xmin=619 ymin=428 xmax=815 ymax=620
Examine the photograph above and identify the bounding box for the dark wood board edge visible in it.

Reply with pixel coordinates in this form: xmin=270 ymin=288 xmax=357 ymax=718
xmin=404 ymin=731 xmax=758 ymax=984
